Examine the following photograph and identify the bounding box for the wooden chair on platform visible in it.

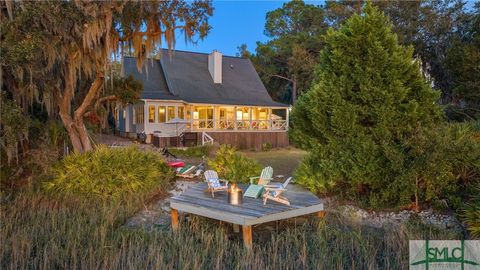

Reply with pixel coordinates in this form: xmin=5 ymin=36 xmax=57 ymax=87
xmin=204 ymin=170 xmax=229 ymax=198
xmin=262 ymin=177 xmax=293 ymax=206
xmin=249 ymin=166 xmax=273 ymax=185
xmin=244 ymin=166 xmax=274 ymax=198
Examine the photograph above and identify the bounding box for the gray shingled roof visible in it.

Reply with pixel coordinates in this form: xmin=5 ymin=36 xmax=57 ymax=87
xmin=122 ymin=50 xmax=287 ymax=107
xmin=123 ymin=57 xmax=181 ymax=100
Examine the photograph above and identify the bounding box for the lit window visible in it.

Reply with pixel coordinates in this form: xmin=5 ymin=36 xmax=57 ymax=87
xmin=148 ymin=106 xmax=155 ymax=123
xmin=158 ymin=106 xmax=166 ymax=123
xmin=168 ymin=106 xmax=175 ymax=120
xmin=236 ymin=107 xmax=250 ymax=120
xmin=178 ymin=106 xmax=185 ymax=119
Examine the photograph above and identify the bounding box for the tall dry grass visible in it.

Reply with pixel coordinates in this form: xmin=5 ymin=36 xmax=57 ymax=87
xmin=1 ymin=189 xmax=461 ymax=270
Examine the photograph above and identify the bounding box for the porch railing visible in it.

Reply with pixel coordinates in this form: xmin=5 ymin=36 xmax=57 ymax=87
xmin=189 ymin=120 xmax=287 ymax=131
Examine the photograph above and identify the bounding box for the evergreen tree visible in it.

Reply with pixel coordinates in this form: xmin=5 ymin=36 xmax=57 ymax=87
xmin=291 ymin=3 xmax=444 ymax=207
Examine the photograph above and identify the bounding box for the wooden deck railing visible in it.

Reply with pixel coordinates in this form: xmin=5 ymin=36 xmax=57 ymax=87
xmin=190 ymin=119 xmax=287 ymax=131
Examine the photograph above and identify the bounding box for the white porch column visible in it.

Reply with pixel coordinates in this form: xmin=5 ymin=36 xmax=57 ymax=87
xmin=234 ymin=106 xmax=238 ymax=130
xmin=213 ymin=106 xmax=217 ymax=130
xmin=286 ymin=107 xmax=290 ymax=130
xmin=144 ymin=102 xmax=149 ymax=134
xmin=249 ymin=107 xmax=252 ymax=130
xmin=268 ymin=108 xmax=272 ymax=130
xmin=189 ymin=105 xmax=193 ymax=131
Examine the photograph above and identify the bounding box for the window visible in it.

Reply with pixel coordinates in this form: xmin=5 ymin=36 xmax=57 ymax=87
xmin=186 ymin=106 xmax=191 ymax=120
xmin=158 ymin=106 xmax=166 ymax=123
xmin=167 ymin=106 xmax=175 ymax=120
xmin=193 ymin=106 xmax=214 ymax=129
xmin=135 ymin=105 xmax=144 ymax=124
xmin=236 ymin=107 xmax=250 ymax=120
xmin=178 ymin=106 xmax=185 ymax=119
xmin=148 ymin=105 xmax=155 ymax=123
xmin=219 ymin=107 xmax=235 ymax=129
xmin=252 ymin=107 xmax=268 ymax=120
xmin=219 ymin=107 xmax=235 ymax=120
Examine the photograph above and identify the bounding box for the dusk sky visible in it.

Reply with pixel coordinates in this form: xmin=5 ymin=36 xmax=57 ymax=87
xmin=173 ymin=1 xmax=299 ymax=56
xmin=172 ymin=0 xmax=477 ymax=57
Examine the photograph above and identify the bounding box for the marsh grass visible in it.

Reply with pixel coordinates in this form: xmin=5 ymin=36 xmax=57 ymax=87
xmin=1 ymin=188 xmax=461 ymax=270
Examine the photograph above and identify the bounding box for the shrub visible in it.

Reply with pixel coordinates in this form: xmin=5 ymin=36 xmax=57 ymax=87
xmin=0 ymin=95 xmax=30 ymax=165
xmin=462 ymin=187 xmax=480 ymax=239
xmin=208 ymin=145 xmax=261 ymax=183
xmin=46 ymin=120 xmax=68 ymax=148
xmin=44 ymin=146 xmax=175 ymax=200
xmin=261 ymin=142 xmax=273 ymax=151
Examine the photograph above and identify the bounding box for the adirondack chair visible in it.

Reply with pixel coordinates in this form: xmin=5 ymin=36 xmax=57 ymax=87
xmin=249 ymin=166 xmax=273 ymax=185
xmin=204 ymin=170 xmax=229 ymax=198
xmin=262 ymin=177 xmax=293 ymax=206
xmin=244 ymin=166 xmax=274 ymax=198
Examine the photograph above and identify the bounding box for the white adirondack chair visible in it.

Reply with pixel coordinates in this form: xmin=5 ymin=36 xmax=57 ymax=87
xmin=204 ymin=170 xmax=228 ymax=198
xmin=262 ymin=177 xmax=293 ymax=206
xmin=249 ymin=166 xmax=273 ymax=185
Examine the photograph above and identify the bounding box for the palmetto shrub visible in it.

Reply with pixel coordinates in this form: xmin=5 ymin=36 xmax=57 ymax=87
xmin=462 ymin=187 xmax=480 ymax=239
xmin=44 ymin=145 xmax=175 ymax=200
xmin=208 ymin=144 xmax=261 ymax=183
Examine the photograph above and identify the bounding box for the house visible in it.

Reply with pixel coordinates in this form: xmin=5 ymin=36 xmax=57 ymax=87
xmin=118 ymin=49 xmax=289 ymax=149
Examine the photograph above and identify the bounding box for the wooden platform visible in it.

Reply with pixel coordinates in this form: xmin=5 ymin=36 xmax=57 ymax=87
xmin=170 ymin=182 xmax=324 ymax=249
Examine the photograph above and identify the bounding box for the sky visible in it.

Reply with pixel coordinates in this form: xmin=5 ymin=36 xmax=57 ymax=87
xmin=174 ymin=1 xmax=290 ymax=56
xmin=173 ymin=0 xmax=477 ymax=57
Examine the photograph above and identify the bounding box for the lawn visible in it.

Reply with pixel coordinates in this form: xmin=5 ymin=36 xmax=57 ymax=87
xmin=241 ymin=148 xmax=307 ymax=177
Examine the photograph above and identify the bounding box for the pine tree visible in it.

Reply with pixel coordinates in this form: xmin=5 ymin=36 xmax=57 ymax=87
xmin=291 ymin=3 xmax=443 ymax=207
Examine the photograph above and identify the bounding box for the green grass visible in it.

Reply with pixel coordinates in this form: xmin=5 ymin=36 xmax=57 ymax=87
xmin=241 ymin=148 xmax=307 ymax=177
xmin=1 ymin=188 xmax=462 ymax=270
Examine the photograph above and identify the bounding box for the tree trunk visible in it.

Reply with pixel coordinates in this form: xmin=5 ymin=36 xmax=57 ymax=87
xmin=58 ymin=62 xmax=105 ymax=153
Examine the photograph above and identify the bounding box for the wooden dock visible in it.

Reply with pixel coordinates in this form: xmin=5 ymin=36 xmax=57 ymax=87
xmin=170 ymin=182 xmax=324 ymax=249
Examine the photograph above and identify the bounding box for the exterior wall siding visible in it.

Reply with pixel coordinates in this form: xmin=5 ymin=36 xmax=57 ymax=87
xmin=153 ymin=131 xmax=288 ymax=150
xmin=203 ymin=131 xmax=289 ymax=150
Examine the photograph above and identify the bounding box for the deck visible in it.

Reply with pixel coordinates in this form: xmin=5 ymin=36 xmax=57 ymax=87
xmin=170 ymin=182 xmax=324 ymax=249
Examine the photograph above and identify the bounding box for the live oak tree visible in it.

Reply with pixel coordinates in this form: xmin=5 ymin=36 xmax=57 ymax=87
xmin=1 ymin=1 xmax=212 ymax=153
xmin=290 ymin=3 xmax=446 ymax=208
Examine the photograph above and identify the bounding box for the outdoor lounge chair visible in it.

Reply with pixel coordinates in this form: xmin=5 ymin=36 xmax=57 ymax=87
xmin=249 ymin=166 xmax=273 ymax=185
xmin=244 ymin=166 xmax=273 ymax=198
xmin=176 ymin=157 xmax=205 ymax=178
xmin=262 ymin=177 xmax=293 ymax=206
xmin=204 ymin=170 xmax=229 ymax=198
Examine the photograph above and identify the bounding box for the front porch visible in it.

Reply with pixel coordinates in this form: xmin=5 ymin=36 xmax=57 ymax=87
xmin=121 ymin=101 xmax=290 ymax=149
xmin=137 ymin=101 xmax=289 ymax=135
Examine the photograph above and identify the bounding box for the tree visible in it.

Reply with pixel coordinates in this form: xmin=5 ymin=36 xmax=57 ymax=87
xmin=1 ymin=1 xmax=212 ymax=153
xmin=376 ymin=0 xmax=471 ymax=104
xmin=444 ymin=3 xmax=480 ymax=120
xmin=291 ymin=3 xmax=444 ymax=208
xmin=248 ymin=0 xmax=327 ymax=104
